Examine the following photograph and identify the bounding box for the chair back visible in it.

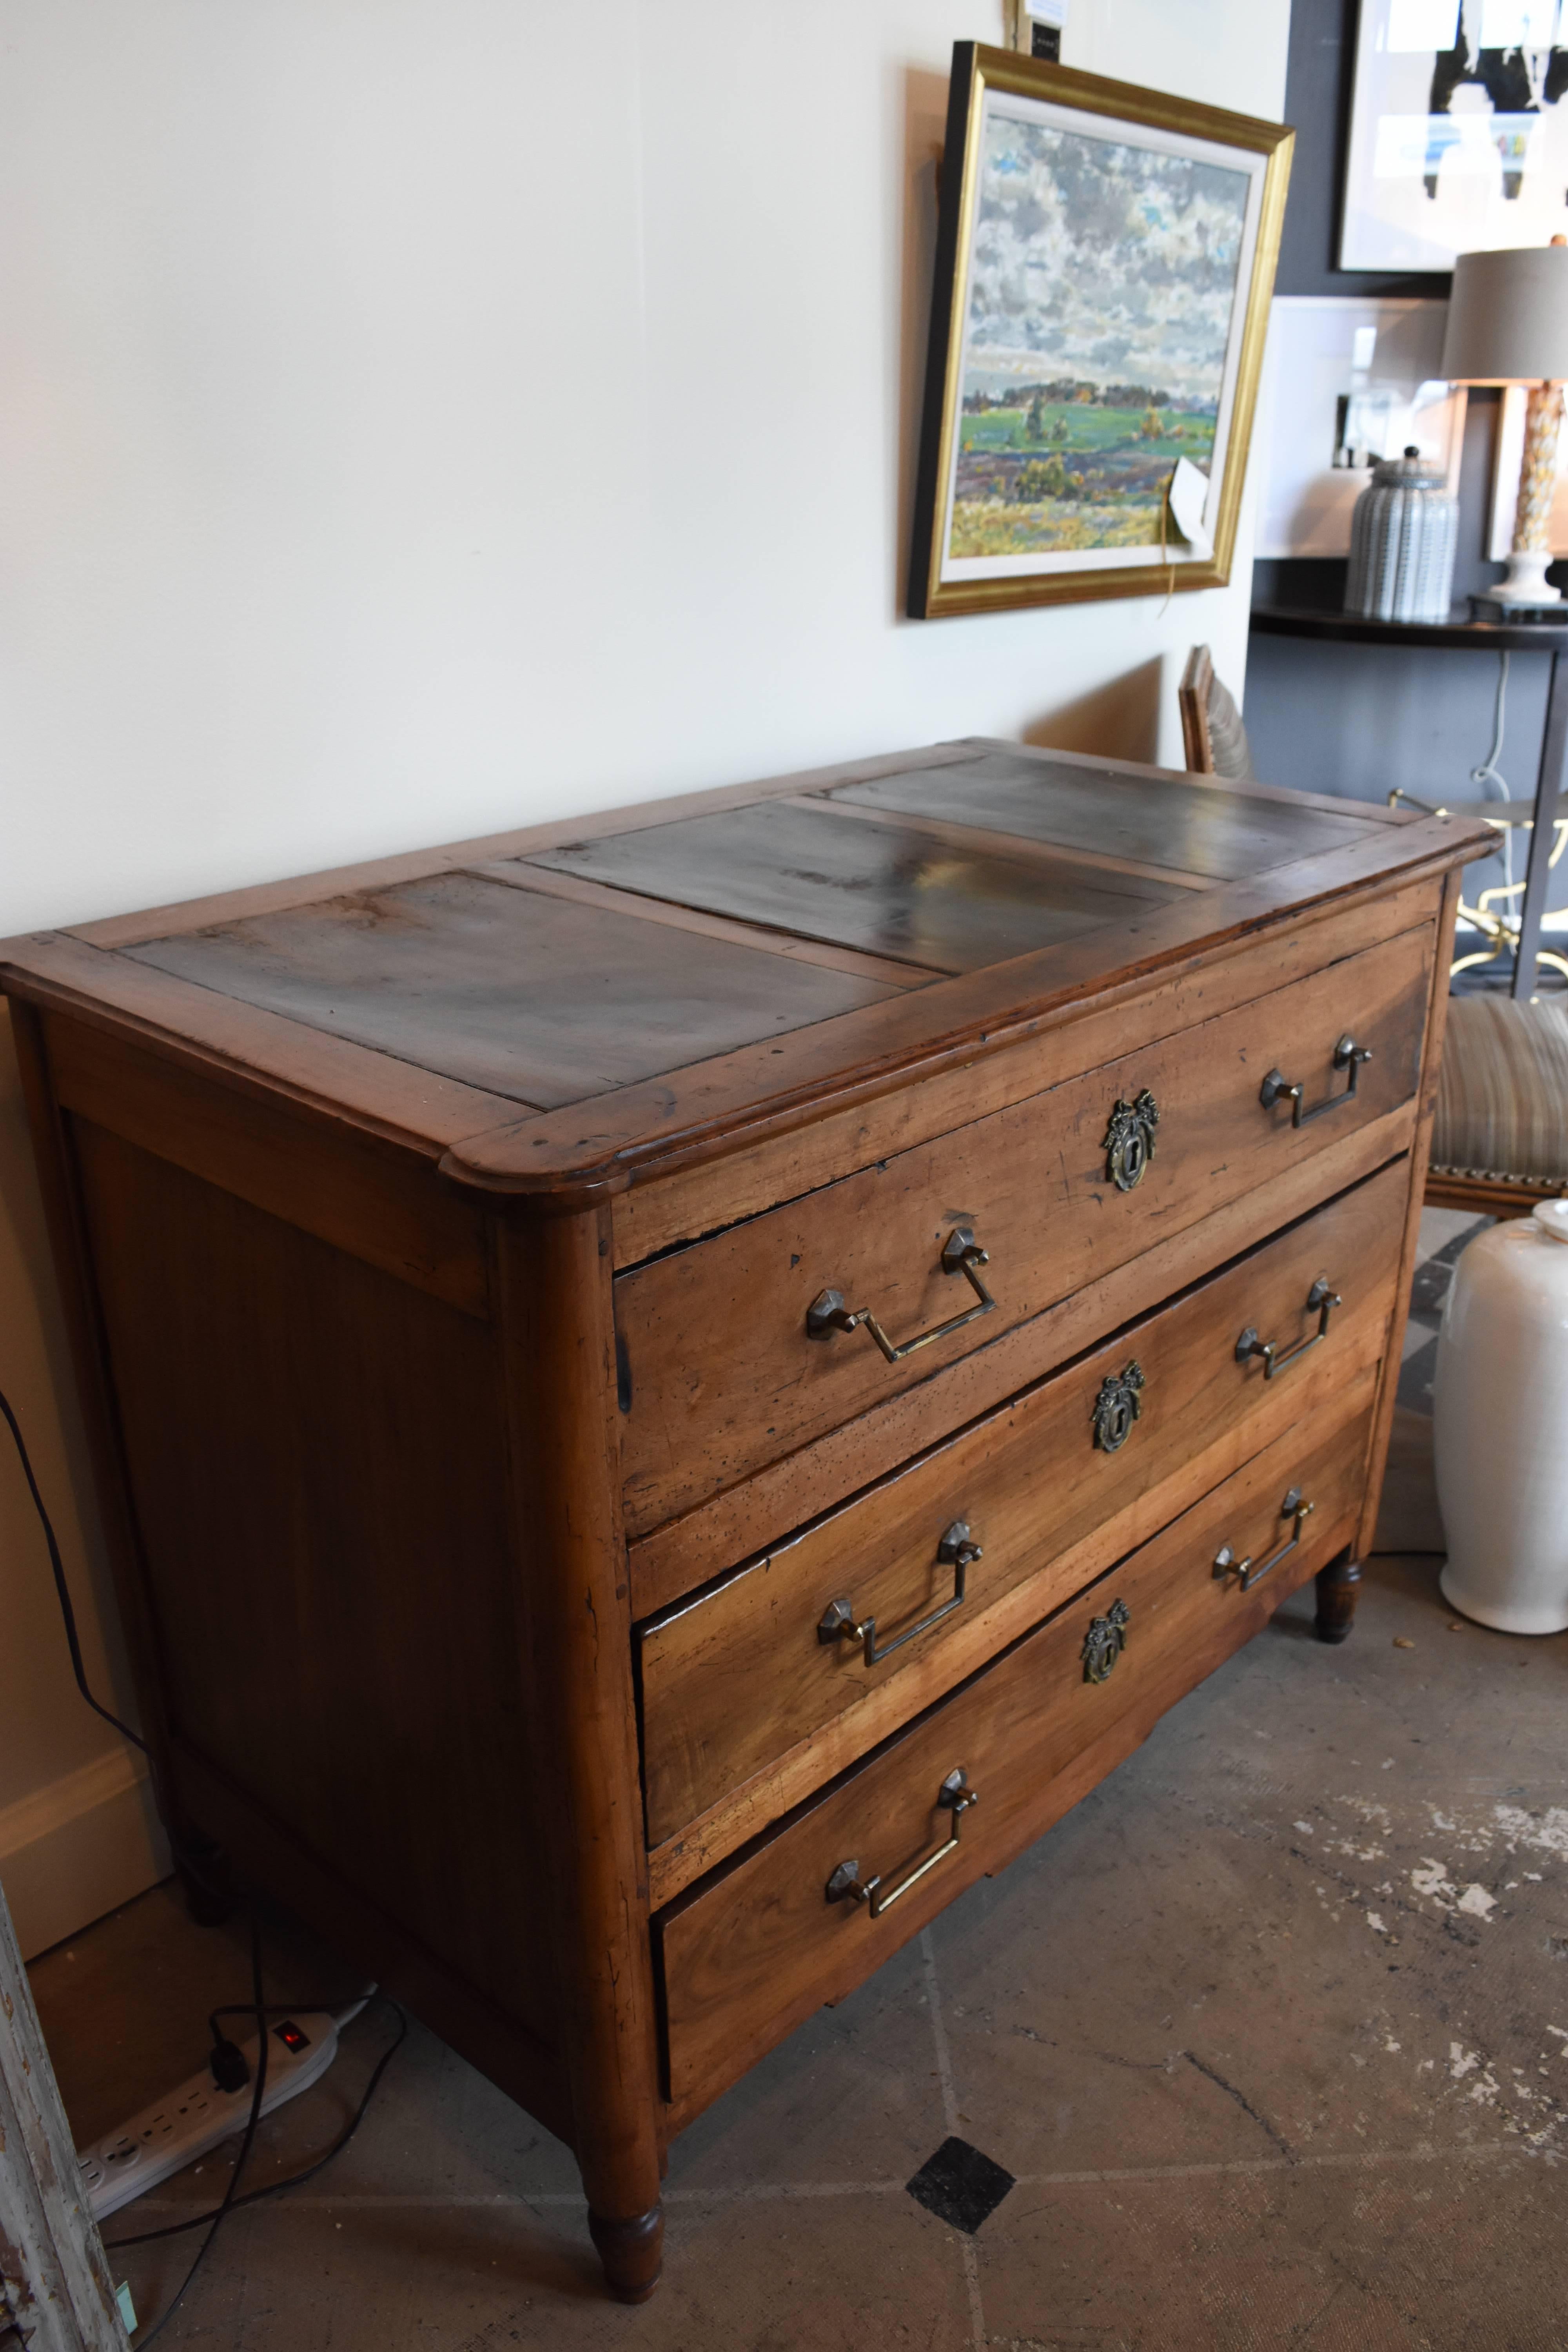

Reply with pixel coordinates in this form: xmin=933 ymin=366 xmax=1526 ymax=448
xmin=1179 ymin=645 xmax=1254 ymax=781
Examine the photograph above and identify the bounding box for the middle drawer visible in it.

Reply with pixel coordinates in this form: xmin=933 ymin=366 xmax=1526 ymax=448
xmin=639 ymin=1156 xmax=1404 ymax=1860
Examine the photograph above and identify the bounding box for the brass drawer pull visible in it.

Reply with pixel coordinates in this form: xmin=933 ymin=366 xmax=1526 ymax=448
xmin=818 ymin=1520 xmax=981 ymax=1667
xmin=1259 ymin=1034 xmax=1372 ymax=1128
xmin=1236 ymin=1277 xmax=1341 ymax=1380
xmin=826 ymin=1768 xmax=978 ymax=1917
xmin=1214 ymin=1488 xmax=1314 ymax=1593
xmin=1081 ymin=1597 xmax=1130 ymax=1684
xmin=806 ymin=1226 xmax=996 ymax=1364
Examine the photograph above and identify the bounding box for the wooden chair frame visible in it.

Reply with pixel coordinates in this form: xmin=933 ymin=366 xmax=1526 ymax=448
xmin=1178 ymin=644 xmax=1218 ymax=775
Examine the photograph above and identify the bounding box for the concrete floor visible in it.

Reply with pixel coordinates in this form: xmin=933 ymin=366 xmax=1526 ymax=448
xmin=29 ymin=1214 xmax=1568 ymax=2349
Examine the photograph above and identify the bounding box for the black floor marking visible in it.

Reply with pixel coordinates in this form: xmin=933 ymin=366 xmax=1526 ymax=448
xmin=906 ymin=2134 xmax=1016 ymax=2234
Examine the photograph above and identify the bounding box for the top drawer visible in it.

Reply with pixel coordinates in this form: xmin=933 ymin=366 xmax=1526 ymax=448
xmin=617 ymin=920 xmax=1431 ymax=1533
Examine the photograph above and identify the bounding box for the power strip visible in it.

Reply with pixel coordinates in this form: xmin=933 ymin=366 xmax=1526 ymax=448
xmin=77 ymin=2011 xmax=342 ymax=2223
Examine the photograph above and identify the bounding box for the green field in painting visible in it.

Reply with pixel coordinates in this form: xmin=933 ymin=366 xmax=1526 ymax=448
xmin=960 ymin=402 xmax=1215 ymax=465
xmin=950 ymin=499 xmax=1161 ymax=557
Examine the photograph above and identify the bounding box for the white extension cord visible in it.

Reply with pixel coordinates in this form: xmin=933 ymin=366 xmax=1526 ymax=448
xmin=77 ymin=2000 xmax=367 ymax=2223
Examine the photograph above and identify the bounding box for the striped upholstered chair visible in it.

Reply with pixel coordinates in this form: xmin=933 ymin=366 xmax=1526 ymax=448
xmin=1427 ymin=995 xmax=1568 ymax=1219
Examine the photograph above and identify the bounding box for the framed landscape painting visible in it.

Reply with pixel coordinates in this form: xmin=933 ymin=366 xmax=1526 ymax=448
xmin=909 ymin=48 xmax=1292 ymax=618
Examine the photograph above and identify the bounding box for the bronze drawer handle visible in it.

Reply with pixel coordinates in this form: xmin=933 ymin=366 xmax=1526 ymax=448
xmin=1259 ymin=1034 xmax=1372 ymax=1128
xmin=826 ymin=1768 xmax=978 ymax=1917
xmin=818 ymin=1520 xmax=982 ymax=1667
xmin=1214 ymin=1488 xmax=1315 ymax=1593
xmin=806 ymin=1226 xmax=996 ymax=1364
xmin=1236 ymin=1277 xmax=1341 ymax=1380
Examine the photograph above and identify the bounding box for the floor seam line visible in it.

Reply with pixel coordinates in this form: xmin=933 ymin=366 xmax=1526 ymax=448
xmin=112 ymin=2138 xmax=1528 ymax=2223
xmin=922 ymin=1925 xmax=989 ymax=2351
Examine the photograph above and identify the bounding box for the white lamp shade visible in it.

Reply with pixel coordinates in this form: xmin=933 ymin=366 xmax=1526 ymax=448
xmin=1441 ymin=245 xmax=1568 ymax=383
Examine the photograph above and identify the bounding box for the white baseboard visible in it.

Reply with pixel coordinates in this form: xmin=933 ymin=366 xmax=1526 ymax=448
xmin=0 ymin=1747 xmax=169 ymax=1961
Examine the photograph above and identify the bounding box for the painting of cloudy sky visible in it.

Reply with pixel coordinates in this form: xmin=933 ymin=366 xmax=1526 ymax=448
xmin=948 ymin=110 xmax=1252 ymax=560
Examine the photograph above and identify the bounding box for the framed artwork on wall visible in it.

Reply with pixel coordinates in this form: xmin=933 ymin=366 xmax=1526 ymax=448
xmin=1341 ymin=0 xmax=1568 ymax=273
xmin=907 ymin=46 xmax=1292 ymax=619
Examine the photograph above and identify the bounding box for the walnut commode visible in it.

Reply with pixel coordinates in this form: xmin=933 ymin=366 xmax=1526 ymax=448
xmin=0 ymin=741 xmax=1488 ymax=2300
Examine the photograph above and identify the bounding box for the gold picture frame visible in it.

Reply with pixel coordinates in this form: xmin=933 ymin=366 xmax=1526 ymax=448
xmin=908 ymin=47 xmax=1292 ymax=619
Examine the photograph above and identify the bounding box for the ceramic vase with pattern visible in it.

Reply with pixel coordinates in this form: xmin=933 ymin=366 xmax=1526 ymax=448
xmin=1345 ymin=447 xmax=1460 ymax=625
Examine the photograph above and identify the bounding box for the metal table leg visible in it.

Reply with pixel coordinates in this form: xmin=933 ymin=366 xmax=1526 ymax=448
xmin=1514 ymin=647 xmax=1568 ymax=1000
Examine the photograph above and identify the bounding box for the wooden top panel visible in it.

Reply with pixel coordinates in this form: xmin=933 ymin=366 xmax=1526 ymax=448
xmin=121 ymin=872 xmax=902 ymax=1110
xmin=827 ymin=747 xmax=1377 ymax=880
xmin=523 ymin=796 xmax=1190 ymax=974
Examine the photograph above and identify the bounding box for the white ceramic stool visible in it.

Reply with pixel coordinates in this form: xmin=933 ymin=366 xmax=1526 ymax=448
xmin=1434 ymin=1198 xmax=1568 ymax=1635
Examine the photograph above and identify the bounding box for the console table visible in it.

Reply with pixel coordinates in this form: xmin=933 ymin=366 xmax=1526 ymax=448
xmin=0 ymin=742 xmax=1489 ymax=2299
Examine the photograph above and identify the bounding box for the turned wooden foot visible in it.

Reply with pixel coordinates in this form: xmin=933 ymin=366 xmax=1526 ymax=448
xmin=588 ymin=2202 xmax=664 ymax=2302
xmin=1314 ymin=1554 xmax=1363 ymax=1645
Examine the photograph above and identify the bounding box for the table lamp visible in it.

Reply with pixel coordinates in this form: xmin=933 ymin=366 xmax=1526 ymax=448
xmin=1442 ymin=238 xmax=1568 ymax=608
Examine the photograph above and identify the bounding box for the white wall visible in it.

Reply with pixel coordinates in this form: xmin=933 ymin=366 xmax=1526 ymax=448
xmin=0 ymin=0 xmax=1291 ymax=1955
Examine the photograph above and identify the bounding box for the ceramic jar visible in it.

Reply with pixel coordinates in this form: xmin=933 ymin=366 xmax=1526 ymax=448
xmin=1434 ymin=1199 xmax=1568 ymax=1634
xmin=1345 ymin=446 xmax=1460 ymax=624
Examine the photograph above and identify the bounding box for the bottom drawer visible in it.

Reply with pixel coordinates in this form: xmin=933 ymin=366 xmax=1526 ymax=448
xmin=657 ymin=1388 xmax=1376 ymax=2124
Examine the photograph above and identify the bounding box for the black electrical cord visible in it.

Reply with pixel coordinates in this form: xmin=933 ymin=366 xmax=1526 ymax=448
xmin=0 ymin=1383 xmax=146 ymax=1753
xmin=106 ymin=2000 xmax=408 ymax=2251
xmin=130 ymin=1913 xmax=270 ymax=2347
xmin=0 ymin=1380 xmax=230 ymax=1910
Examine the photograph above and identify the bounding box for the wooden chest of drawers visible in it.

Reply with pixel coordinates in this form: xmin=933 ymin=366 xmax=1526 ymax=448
xmin=1 ymin=740 xmax=1487 ymax=2301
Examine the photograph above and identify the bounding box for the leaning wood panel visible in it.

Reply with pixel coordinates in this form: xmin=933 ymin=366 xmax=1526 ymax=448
xmin=68 ymin=1120 xmax=555 ymax=2047
xmin=658 ymin=1399 xmax=1373 ymax=2125
xmin=640 ymin=1163 xmax=1404 ymax=1849
xmin=617 ymin=924 xmax=1430 ymax=1532
xmin=0 ymin=1875 xmax=130 ymax=2352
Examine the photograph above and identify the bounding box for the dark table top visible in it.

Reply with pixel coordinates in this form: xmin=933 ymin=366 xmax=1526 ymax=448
xmin=1250 ymin=603 xmax=1568 ymax=653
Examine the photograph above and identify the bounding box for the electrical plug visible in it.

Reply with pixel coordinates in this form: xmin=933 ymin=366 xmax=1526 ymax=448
xmin=209 ymin=2037 xmax=250 ymax=2093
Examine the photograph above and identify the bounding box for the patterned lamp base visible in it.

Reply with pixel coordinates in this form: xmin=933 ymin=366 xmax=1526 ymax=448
xmin=1496 ymin=380 xmax=1566 ymax=606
